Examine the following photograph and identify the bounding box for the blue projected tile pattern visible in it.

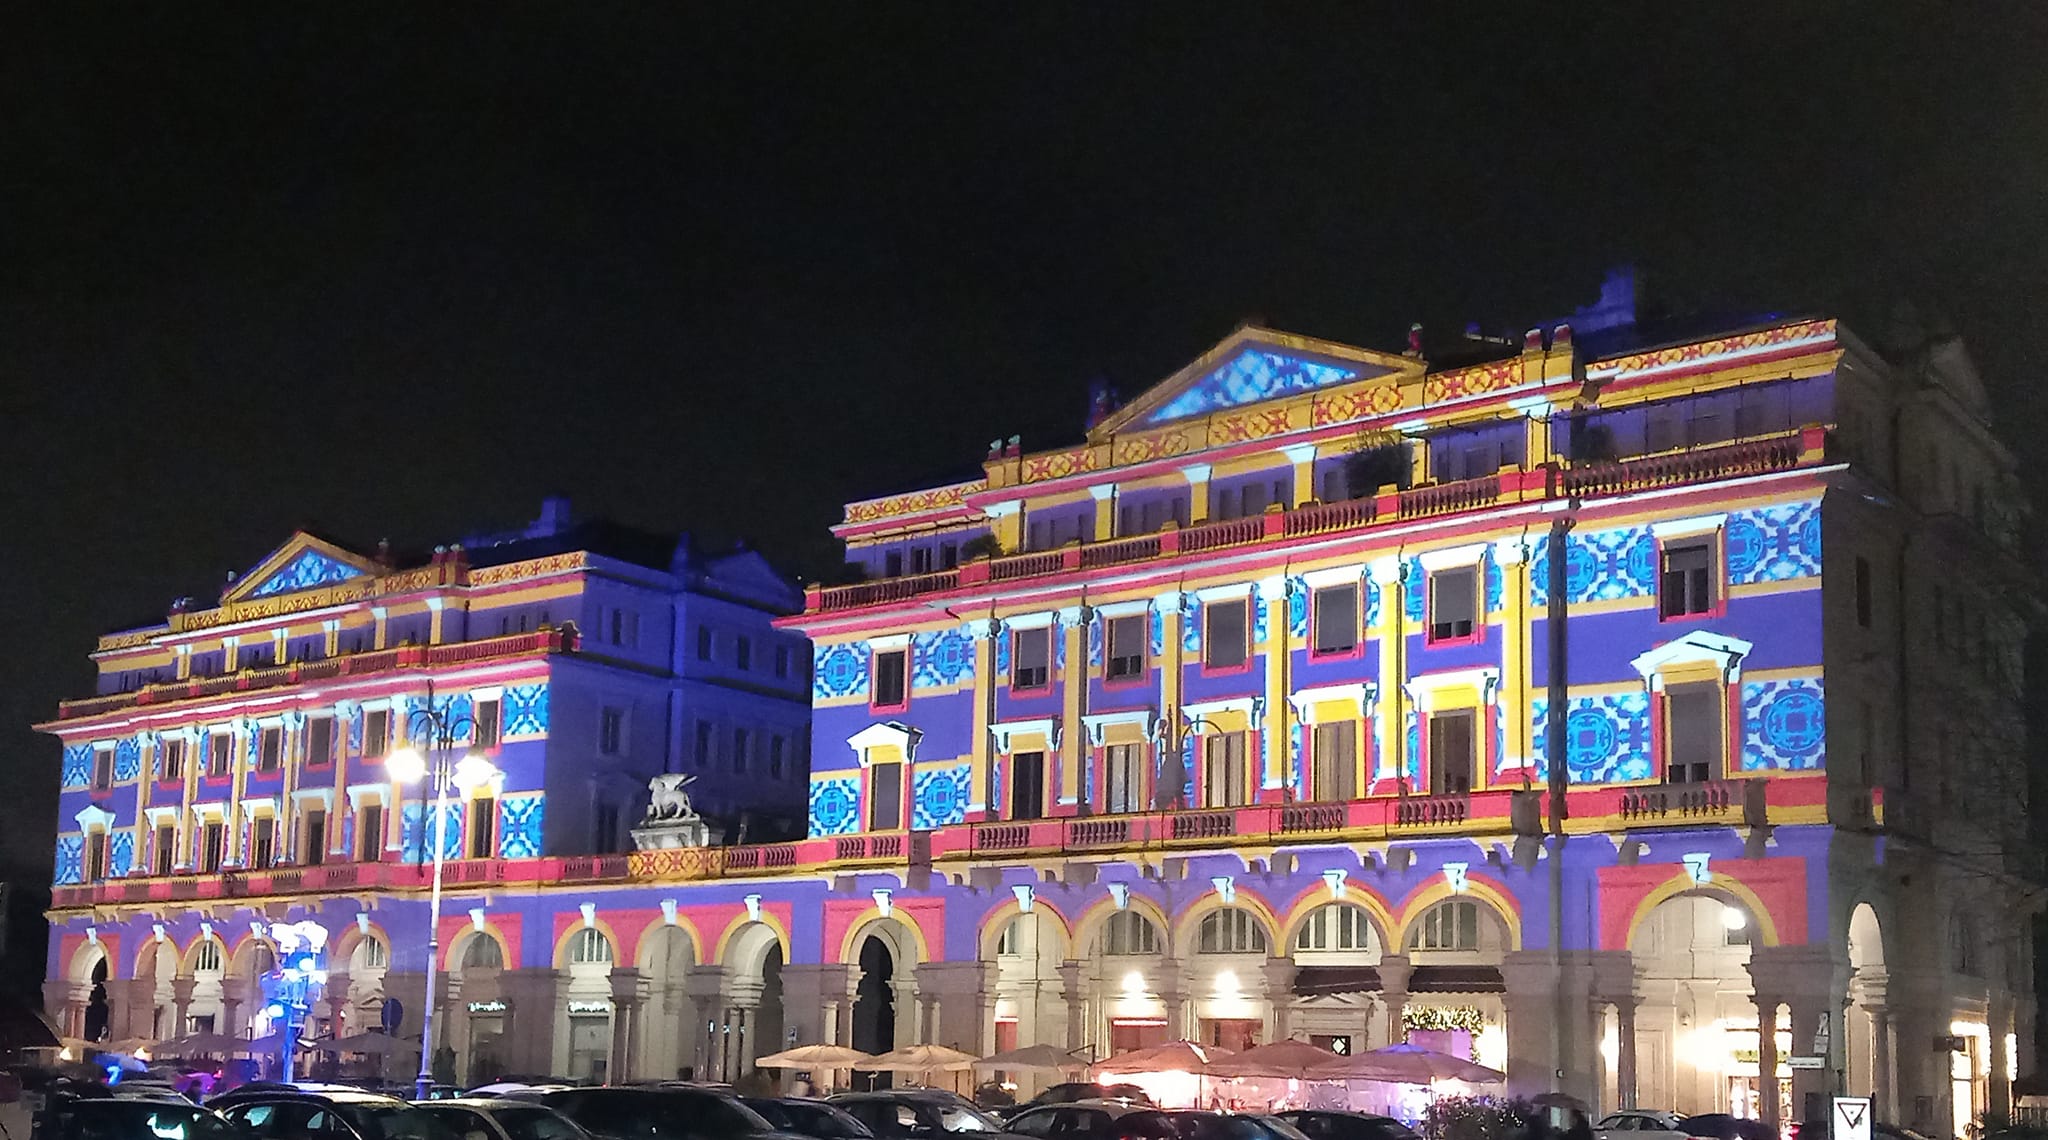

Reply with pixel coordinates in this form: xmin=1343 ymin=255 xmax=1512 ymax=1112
xmin=499 ymin=795 xmax=544 ymax=858
xmin=54 ymin=836 xmax=82 ymax=885
xmin=1727 ymin=501 xmax=1822 ymax=584
xmin=1149 ymin=611 xmax=1165 ymax=657
xmin=114 ymin=739 xmax=142 ymax=782
xmin=61 ymin=745 xmax=94 ymax=790
xmin=1143 ymin=348 xmax=1363 ymax=425
xmin=1288 ymin=583 xmax=1310 ymax=638
xmin=1531 ymin=694 xmax=1653 ymax=783
xmin=249 ymin=550 xmax=366 ymax=597
xmin=995 ymin=631 xmax=1012 ymax=680
xmin=1088 ymin=618 xmax=1104 ymax=668
xmin=109 ymin=833 xmax=134 ymax=878
xmin=809 ymin=776 xmax=861 ymax=837
xmin=502 ymin=682 xmax=550 ymax=737
xmin=1182 ymin=602 xmax=1204 ymax=654
xmin=1742 ymin=677 xmax=1825 ymax=770
xmin=402 ymin=802 xmax=464 ymax=862
xmin=913 ymin=629 xmax=974 ymax=690
xmin=814 ymin=643 xmax=869 ymax=702
xmin=912 ymin=764 xmax=972 ymax=831
xmin=1366 ymin=576 xmax=1382 ymax=628
xmin=1527 ymin=526 xmax=1658 ymax=606
xmin=1485 ymin=559 xmax=1504 ymax=614
xmin=1403 ymin=559 xmax=1427 ymax=622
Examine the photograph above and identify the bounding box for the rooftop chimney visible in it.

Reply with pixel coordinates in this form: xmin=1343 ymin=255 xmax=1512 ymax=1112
xmin=532 ymin=496 xmax=574 ymax=538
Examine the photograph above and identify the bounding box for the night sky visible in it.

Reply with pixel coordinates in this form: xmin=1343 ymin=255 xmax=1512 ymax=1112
xmin=3 ymin=5 xmax=2044 ymax=891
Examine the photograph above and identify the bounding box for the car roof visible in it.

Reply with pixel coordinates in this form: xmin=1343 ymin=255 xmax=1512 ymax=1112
xmin=224 ymin=1089 xmax=412 ymax=1105
xmin=1017 ymin=1101 xmax=1152 ymax=1117
xmin=423 ymin=1099 xmax=554 ymax=1110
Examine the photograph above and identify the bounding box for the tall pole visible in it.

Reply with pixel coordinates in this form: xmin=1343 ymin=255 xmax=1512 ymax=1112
xmin=415 ymin=734 xmax=450 ymax=1099
xmin=1546 ymin=515 xmax=1574 ymax=1097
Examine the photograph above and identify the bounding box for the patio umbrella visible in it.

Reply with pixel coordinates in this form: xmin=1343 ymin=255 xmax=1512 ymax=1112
xmin=1206 ymin=1039 xmax=1345 ymax=1080
xmin=157 ymin=1032 xmax=251 ymax=1057
xmin=1310 ymin=1043 xmax=1503 ymax=1085
xmin=756 ymin=1044 xmax=878 ymax=1070
xmin=861 ymin=1043 xmax=979 ymax=1073
xmin=1093 ymin=1040 xmax=1232 ymax=1075
xmin=971 ymin=1044 xmax=1092 ymax=1074
xmin=103 ymin=1038 xmax=158 ymax=1056
xmin=316 ymin=1032 xmax=413 ymax=1055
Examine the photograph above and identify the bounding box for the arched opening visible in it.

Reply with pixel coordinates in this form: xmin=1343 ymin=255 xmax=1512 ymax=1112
xmin=133 ymin=939 xmax=174 ymax=1041
xmin=988 ymin=909 xmax=1069 ymax=1098
xmin=1845 ymin=903 xmax=1890 ymax=1120
xmin=1398 ymin=898 xmax=1511 ymax=1071
xmin=84 ymin=956 xmax=110 ymax=1042
xmin=227 ymin=938 xmax=279 ymax=1040
xmin=638 ymin=925 xmax=697 ymax=1081
xmin=1289 ymin=901 xmax=1387 ymax=1055
xmin=560 ymin=928 xmax=617 ymax=1083
xmin=1089 ymin=908 xmax=1170 ymax=1055
xmin=1187 ymin=906 xmax=1273 ymax=1053
xmin=852 ymin=935 xmax=897 ymax=1086
xmin=714 ymin=922 xmax=791 ymax=1084
xmin=449 ymin=931 xmax=508 ymax=1087
xmin=185 ymin=936 xmax=228 ymax=1037
xmin=756 ymin=944 xmax=786 ymax=1077
xmin=1629 ymin=893 xmax=1767 ymax=1119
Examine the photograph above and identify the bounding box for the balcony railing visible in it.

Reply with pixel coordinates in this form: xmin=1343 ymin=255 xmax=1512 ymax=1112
xmin=48 ymin=777 xmax=1827 ymax=911
xmin=808 ymin=429 xmax=1825 ymax=614
xmin=55 ymin=626 xmax=579 ymax=722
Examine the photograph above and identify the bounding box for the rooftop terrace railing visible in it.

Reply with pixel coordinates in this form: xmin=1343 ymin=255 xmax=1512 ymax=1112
xmin=809 ymin=428 xmax=1826 ymax=614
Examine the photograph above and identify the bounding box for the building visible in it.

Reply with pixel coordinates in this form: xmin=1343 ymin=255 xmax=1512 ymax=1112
xmin=39 ymin=502 xmax=811 ymax=1068
xmin=42 ymin=286 xmax=2034 ymax=1135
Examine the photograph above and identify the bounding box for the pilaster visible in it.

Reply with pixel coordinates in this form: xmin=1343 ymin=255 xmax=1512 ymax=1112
xmin=913 ymin=961 xmax=997 ymax=1054
xmin=1257 ymin=577 xmax=1291 ymax=801
xmin=1058 ymin=607 xmax=1086 ymax=814
xmin=1367 ymin=559 xmax=1405 ymax=789
xmin=968 ymin=622 xmax=997 ymax=822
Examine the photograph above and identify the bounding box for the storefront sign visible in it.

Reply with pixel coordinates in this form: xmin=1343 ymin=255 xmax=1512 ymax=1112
xmin=1788 ymin=1055 xmax=1824 ymax=1069
xmin=467 ymin=1001 xmax=507 ymax=1014
xmin=567 ymin=1000 xmax=612 ymax=1015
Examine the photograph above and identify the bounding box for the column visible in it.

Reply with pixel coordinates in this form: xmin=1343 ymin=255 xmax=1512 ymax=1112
xmin=43 ymin=979 xmax=77 ymax=1039
xmin=1867 ymin=1004 xmax=1894 ymax=1124
xmin=1256 ymin=576 xmax=1291 ymax=803
xmin=967 ymin=622 xmax=997 ymax=823
xmin=1180 ymin=464 xmax=1212 ymax=524
xmin=498 ymin=968 xmax=561 ymax=1079
xmin=221 ymin=978 xmax=247 ymax=1038
xmin=1057 ymin=960 xmax=1088 ymax=1052
xmin=608 ymin=970 xmax=646 ymax=1082
xmin=171 ymin=976 xmax=197 ymax=1038
xmin=1367 ymin=558 xmax=1405 ymax=791
xmin=1499 ymin=952 xmax=1557 ymax=1101
xmin=1262 ymin=957 xmax=1297 ymax=1041
xmin=1280 ymin=444 xmax=1317 ymax=506
xmin=1755 ymin=993 xmax=1783 ymax=1133
xmin=1058 ymin=606 xmax=1086 ymax=816
xmin=1990 ymin=993 xmax=2014 ymax=1119
xmin=1156 ymin=963 xmax=1189 ymax=1043
xmin=1378 ymin=955 xmax=1412 ymax=1047
xmin=1616 ymin=998 xmax=1640 ymax=1111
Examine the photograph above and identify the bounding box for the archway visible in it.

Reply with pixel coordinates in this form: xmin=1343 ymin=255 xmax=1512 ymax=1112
xmin=556 ymin=927 xmax=617 ymax=1083
xmin=84 ymin=957 xmax=110 ymax=1042
xmin=638 ymin=925 xmax=697 ymax=1081
xmin=716 ymin=922 xmax=789 ymax=1083
xmin=853 ymin=935 xmax=897 ymax=1087
xmin=1085 ymin=906 xmax=1171 ymax=1056
xmin=1399 ymin=897 xmax=1511 ymax=1072
xmin=1629 ymin=893 xmax=1766 ymax=1119
xmin=452 ymin=930 xmax=509 ymax=1086
xmin=1287 ymin=901 xmax=1387 ymax=1054
xmin=986 ymin=908 xmax=1070 ymax=1098
xmin=1845 ymin=903 xmax=1890 ymax=1119
xmin=133 ymin=939 xmax=174 ymax=1040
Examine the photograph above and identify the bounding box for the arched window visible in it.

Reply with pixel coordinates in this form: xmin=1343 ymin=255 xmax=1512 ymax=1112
xmin=1197 ymin=909 xmax=1268 ymax=954
xmin=1099 ymin=911 xmax=1160 ymax=956
xmin=1295 ymin=904 xmax=1376 ymax=953
xmin=352 ymin=937 xmax=389 ymax=971
xmin=251 ymin=944 xmax=276 ymax=976
xmin=192 ymin=940 xmax=223 ymax=973
xmin=1409 ymin=900 xmax=1481 ymax=951
xmin=996 ymin=918 xmax=1022 ymax=957
xmin=570 ymin=928 xmax=614 ymax=965
xmin=462 ymin=936 xmax=505 ymax=970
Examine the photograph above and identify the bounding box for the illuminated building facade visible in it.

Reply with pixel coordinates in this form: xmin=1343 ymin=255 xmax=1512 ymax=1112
xmin=43 ymin=286 xmax=2033 ymax=1135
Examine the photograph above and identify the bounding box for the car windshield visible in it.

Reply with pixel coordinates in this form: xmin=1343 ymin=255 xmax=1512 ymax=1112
xmin=491 ymin=1107 xmax=587 ymax=1140
xmin=62 ymin=1102 xmax=244 ymax=1140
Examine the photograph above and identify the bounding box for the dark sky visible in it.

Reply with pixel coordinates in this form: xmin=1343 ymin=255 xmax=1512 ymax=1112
xmin=2 ymin=4 xmax=2044 ymax=879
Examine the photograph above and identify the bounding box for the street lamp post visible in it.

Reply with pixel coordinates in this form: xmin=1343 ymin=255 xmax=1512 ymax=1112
xmin=387 ymin=683 xmax=499 ymax=1100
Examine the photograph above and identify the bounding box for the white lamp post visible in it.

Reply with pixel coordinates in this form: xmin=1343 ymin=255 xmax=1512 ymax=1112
xmin=387 ymin=685 xmax=499 ymax=1100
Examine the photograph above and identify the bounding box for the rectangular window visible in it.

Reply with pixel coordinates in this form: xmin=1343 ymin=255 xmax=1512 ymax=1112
xmin=154 ymin=824 xmax=176 ymax=875
xmin=92 ymin=749 xmax=114 ymax=790
xmin=1430 ymin=567 xmax=1478 ymax=642
xmin=1311 ymin=721 xmax=1358 ymax=801
xmin=303 ymin=809 xmax=326 ymax=866
xmin=472 ymin=699 xmax=501 ymax=750
xmin=85 ymin=833 xmax=108 ymax=882
xmin=594 ymin=801 xmax=620 ymax=854
xmin=940 ymin=543 xmax=959 ymax=570
xmin=1312 ymin=586 xmax=1359 ymax=656
xmin=884 ymin=550 xmax=905 ymax=576
xmin=468 ymin=798 xmax=497 ymax=859
xmin=306 ymin=718 xmax=335 ymax=767
xmin=1202 ymin=732 xmax=1249 ymax=807
xmin=1106 ymin=614 xmax=1146 ymax=680
xmin=1659 ymin=540 xmax=1716 ymax=618
xmin=1104 ymin=743 xmax=1145 ymax=813
xmin=608 ymin=608 xmax=623 ymax=645
xmin=364 ymin=709 xmax=391 ymax=759
xmin=358 ymin=804 xmax=384 ymax=862
xmin=909 ymin=547 xmax=933 ymax=575
xmin=775 ymin=645 xmax=792 ymax=679
xmin=872 ymin=648 xmax=909 ymax=709
xmin=736 ymin=636 xmax=753 ymax=671
xmin=733 ymin=728 xmax=751 ymax=773
xmin=1428 ymin=710 xmax=1475 ymax=795
xmin=207 ymin=734 xmax=234 ymax=777
xmin=200 ymin=822 xmax=225 ymax=873
xmin=1665 ymin=682 xmax=1723 ymax=783
xmin=251 ymin=818 xmax=276 ymax=868
xmin=1009 ymin=751 xmax=1047 ymax=820
xmin=1012 ymin=627 xmax=1051 ymax=690
xmin=769 ymin=736 xmax=786 ymax=779
xmin=695 ymin=721 xmax=714 ymax=768
xmin=161 ymin=739 xmax=186 ymax=782
xmin=696 ymin=626 xmax=714 ymax=661
xmin=869 ymin=761 xmax=902 ymax=830
xmin=1214 ymin=487 xmax=1239 ymax=520
xmin=1205 ymin=599 xmax=1249 ymax=670
xmin=599 ymin=708 xmax=624 ymax=756
xmin=1855 ymin=556 xmax=1873 ymax=628
xmin=257 ymin=726 xmax=283 ymax=772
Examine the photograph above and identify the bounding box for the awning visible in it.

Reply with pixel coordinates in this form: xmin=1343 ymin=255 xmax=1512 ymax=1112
xmin=1408 ymin=966 xmax=1505 ymax=993
xmin=1294 ymin=967 xmax=1381 ymax=996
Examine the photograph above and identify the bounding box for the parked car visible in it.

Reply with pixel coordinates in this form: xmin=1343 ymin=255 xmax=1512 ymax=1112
xmin=1006 ymin=1100 xmax=1160 ymax=1140
xmin=742 ymin=1098 xmax=876 ymax=1140
xmin=212 ymin=1087 xmax=459 ymax=1140
xmin=1673 ymin=1116 xmax=1775 ymax=1140
xmin=1275 ymin=1110 xmax=1421 ymax=1140
xmin=828 ymin=1092 xmax=1023 ymax=1139
xmin=1107 ymin=1112 xmax=1309 ymax=1140
xmin=1593 ymin=1112 xmax=1687 ymax=1140
xmin=1004 ymin=1087 xmax=1153 ymax=1119
xmin=46 ymin=1097 xmax=251 ymax=1140
xmin=415 ymin=1097 xmax=592 ymax=1140
xmin=522 ymin=1086 xmax=807 ymax=1140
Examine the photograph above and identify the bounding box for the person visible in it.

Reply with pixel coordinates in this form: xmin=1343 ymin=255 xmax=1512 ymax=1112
xmin=792 ymin=1075 xmax=814 ymax=1098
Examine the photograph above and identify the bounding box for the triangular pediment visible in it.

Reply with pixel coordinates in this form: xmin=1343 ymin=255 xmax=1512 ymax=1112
xmin=224 ymin=532 xmax=380 ymax=603
xmin=1090 ymin=327 xmax=1418 ymax=440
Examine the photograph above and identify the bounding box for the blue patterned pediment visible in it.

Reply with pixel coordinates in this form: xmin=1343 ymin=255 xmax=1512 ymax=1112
xmin=1139 ymin=349 xmax=1364 ymax=426
xmin=227 ymin=532 xmax=376 ymax=602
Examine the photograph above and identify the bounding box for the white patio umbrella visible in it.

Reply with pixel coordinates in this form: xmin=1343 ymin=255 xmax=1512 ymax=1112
xmin=971 ymin=1044 xmax=1091 ymax=1074
xmin=756 ymin=1044 xmax=878 ymax=1069
xmin=1309 ymin=1042 xmax=1504 ymax=1084
xmin=861 ymin=1043 xmax=979 ymax=1072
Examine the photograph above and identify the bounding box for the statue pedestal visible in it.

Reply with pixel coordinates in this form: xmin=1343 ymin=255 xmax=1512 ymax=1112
xmin=632 ymin=818 xmax=721 ymax=850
